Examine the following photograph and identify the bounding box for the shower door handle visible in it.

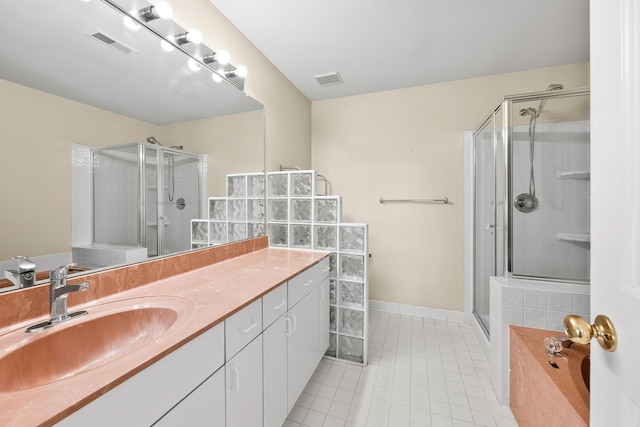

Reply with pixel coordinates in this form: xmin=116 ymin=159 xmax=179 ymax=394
xmin=485 ymin=224 xmax=496 ymax=229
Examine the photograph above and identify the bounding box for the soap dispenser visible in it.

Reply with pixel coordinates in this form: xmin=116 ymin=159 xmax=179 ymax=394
xmin=11 ymin=256 xmax=36 ymax=288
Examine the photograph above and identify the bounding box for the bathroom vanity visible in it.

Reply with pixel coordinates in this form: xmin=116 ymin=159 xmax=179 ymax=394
xmin=0 ymin=236 xmax=329 ymax=426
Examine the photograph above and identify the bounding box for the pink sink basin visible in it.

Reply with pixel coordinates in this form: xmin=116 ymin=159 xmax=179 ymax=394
xmin=0 ymin=296 xmax=194 ymax=392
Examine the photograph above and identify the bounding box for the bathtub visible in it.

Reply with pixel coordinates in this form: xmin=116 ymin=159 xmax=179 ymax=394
xmin=510 ymin=326 xmax=589 ymax=426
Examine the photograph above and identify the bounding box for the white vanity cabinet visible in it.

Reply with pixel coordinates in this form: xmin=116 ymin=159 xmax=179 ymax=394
xmin=57 ymin=256 xmax=330 ymax=427
xmin=57 ymin=323 xmax=225 ymax=427
xmin=224 ymin=299 xmax=264 ymax=427
xmin=286 ymin=256 xmax=330 ymax=412
xmin=263 ymin=284 xmax=289 ymax=427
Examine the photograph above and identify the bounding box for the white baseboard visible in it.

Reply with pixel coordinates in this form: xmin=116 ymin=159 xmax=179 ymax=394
xmin=370 ymin=300 xmax=465 ymax=323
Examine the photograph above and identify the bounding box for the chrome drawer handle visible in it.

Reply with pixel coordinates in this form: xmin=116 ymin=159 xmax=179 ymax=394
xmin=239 ymin=320 xmax=258 ymax=334
xmin=271 ymin=300 xmax=286 ymax=310
xmin=302 ymin=279 xmax=313 ymax=287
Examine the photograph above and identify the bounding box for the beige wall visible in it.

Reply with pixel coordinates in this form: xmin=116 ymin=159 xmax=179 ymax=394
xmin=0 ymin=79 xmax=158 ymax=260
xmin=311 ymin=62 xmax=590 ymax=312
xmin=160 ymin=110 xmax=265 ymax=196
xmin=168 ymin=0 xmax=312 ymax=172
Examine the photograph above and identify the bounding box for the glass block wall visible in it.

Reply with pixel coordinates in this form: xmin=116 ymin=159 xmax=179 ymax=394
xmin=190 ymin=170 xmax=369 ymax=365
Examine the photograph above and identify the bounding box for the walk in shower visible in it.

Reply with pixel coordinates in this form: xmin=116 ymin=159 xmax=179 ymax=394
xmin=92 ymin=142 xmax=204 ymax=258
xmin=473 ymin=86 xmax=590 ymax=335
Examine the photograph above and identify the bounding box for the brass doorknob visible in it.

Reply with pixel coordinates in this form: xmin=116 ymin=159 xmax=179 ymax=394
xmin=564 ymin=314 xmax=617 ymax=352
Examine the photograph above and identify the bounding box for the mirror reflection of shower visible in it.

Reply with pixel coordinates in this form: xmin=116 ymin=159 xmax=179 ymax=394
xmin=513 ymin=84 xmax=564 ymax=213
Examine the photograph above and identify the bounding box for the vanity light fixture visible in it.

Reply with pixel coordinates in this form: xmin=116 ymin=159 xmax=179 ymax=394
xmin=138 ymin=1 xmax=172 ymax=22
xmin=211 ymin=72 xmax=223 ymax=83
xmin=203 ymin=50 xmax=230 ymax=66
xmin=174 ymin=29 xmax=203 ymax=45
xmin=222 ymin=65 xmax=248 ymax=78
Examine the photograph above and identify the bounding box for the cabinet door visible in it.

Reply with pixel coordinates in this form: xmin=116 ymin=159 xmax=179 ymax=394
xmin=153 ymin=368 xmax=225 ymax=427
xmin=318 ymin=277 xmax=330 ymax=360
xmin=287 ymin=289 xmax=319 ymax=412
xmin=226 ymin=335 xmax=263 ymax=427
xmin=263 ymin=315 xmax=288 ymax=427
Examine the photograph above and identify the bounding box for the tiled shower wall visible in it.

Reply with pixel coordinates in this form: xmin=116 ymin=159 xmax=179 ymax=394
xmin=489 ymin=276 xmax=590 ymax=404
xmin=511 ymin=120 xmax=590 ymax=282
xmin=190 ymin=170 xmax=369 ymax=365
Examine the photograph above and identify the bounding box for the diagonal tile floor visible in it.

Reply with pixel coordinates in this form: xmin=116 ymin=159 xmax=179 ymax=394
xmin=284 ymin=310 xmax=518 ymax=427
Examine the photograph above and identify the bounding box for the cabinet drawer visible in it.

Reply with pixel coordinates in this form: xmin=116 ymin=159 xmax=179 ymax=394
xmin=225 ymin=299 xmax=262 ymax=360
xmin=288 ymin=257 xmax=330 ymax=308
xmin=262 ymin=283 xmax=287 ymax=328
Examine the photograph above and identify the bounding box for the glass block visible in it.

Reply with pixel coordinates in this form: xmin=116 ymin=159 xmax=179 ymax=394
xmin=338 ymin=335 xmax=364 ymax=363
xmin=267 ymin=173 xmax=288 ymax=197
xmin=314 ymin=225 xmax=337 ymax=250
xmin=329 ymin=279 xmax=337 ymax=304
xmin=247 ymin=174 xmax=265 ymax=197
xmin=248 ymin=222 xmax=266 ymax=238
xmin=326 ymin=333 xmax=337 ymax=358
xmin=315 ymin=198 xmax=339 ymax=223
xmin=209 ymin=222 xmax=227 ymax=243
xmin=227 ymin=199 xmax=246 ymax=221
xmin=339 ymin=308 xmax=364 ymax=336
xmin=329 ymin=253 xmax=337 ymax=279
xmin=268 ymin=199 xmax=288 ymax=222
xmin=268 ymin=223 xmax=288 ymax=246
xmin=228 ymin=223 xmax=247 ymax=242
xmin=340 ymin=226 xmax=365 ymax=253
xmin=227 ymin=175 xmax=246 ymax=198
xmin=291 ymin=224 xmax=312 ymax=248
xmin=330 ymin=305 xmax=337 ymax=332
xmin=340 ymin=281 xmax=364 ymax=310
xmin=208 ymin=199 xmax=226 ymax=221
xmin=247 ymin=199 xmax=265 ymax=221
xmin=291 ymin=172 xmax=314 ymax=197
xmin=291 ymin=198 xmax=312 ymax=222
xmin=191 ymin=221 xmax=208 ymax=242
xmin=339 ymin=254 xmax=365 ymax=281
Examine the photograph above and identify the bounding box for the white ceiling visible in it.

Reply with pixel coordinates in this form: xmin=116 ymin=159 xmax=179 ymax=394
xmin=209 ymin=0 xmax=589 ymax=101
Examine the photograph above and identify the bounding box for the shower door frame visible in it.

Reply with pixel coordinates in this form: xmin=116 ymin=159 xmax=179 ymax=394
xmin=504 ymin=87 xmax=591 ymax=282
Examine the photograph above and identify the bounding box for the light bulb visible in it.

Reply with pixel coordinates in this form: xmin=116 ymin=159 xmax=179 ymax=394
xmin=161 ymin=38 xmax=175 ymax=52
xmin=188 ymin=58 xmax=201 ymax=72
xmin=212 ymin=72 xmax=223 ymax=83
xmin=234 ymin=65 xmax=248 ymax=78
xmin=124 ymin=14 xmax=141 ymax=31
xmin=216 ymin=50 xmax=230 ymax=65
xmin=154 ymin=1 xmax=173 ymax=19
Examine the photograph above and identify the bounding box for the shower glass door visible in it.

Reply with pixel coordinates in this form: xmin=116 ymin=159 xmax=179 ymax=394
xmin=157 ymin=150 xmax=202 ymax=256
xmin=473 ymin=114 xmax=497 ymax=335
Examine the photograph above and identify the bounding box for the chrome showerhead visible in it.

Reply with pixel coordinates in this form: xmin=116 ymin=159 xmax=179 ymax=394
xmin=519 ymin=107 xmax=538 ymax=117
xmin=170 ymin=145 xmax=183 ymax=150
xmin=146 ymin=136 xmax=163 ymax=146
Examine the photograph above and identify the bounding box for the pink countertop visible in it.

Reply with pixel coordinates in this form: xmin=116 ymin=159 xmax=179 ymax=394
xmin=0 ymin=241 xmax=328 ymax=426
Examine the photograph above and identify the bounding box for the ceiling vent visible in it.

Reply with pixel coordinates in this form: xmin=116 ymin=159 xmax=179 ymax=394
xmin=314 ymin=71 xmax=343 ymax=87
xmin=88 ymin=31 xmax=136 ymax=55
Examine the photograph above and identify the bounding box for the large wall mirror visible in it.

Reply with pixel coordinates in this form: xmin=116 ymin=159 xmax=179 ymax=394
xmin=0 ymin=0 xmax=265 ymax=291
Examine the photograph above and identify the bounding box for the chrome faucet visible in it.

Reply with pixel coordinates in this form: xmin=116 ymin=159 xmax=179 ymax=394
xmin=5 ymin=255 xmax=36 ymax=288
xmin=26 ymin=265 xmax=89 ymax=333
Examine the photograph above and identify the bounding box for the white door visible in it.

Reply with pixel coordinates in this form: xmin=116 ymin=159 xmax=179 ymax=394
xmin=591 ymin=0 xmax=640 ymax=424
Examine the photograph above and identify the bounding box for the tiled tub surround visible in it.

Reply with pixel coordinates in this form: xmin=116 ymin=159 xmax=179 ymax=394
xmin=510 ymin=326 xmax=589 ymax=426
xmin=191 ymin=170 xmax=370 ymax=365
xmin=489 ymin=276 xmax=590 ymax=404
xmin=0 ymin=236 xmax=329 ymax=426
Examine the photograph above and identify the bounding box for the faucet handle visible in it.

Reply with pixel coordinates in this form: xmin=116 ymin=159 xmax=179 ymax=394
xmin=50 ymin=263 xmax=77 ymax=281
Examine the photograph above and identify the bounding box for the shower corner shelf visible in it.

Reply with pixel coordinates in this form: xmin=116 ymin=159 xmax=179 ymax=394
xmin=556 ymin=170 xmax=590 ymax=179
xmin=557 ymin=232 xmax=590 ymax=243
